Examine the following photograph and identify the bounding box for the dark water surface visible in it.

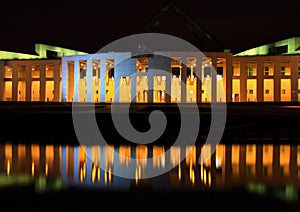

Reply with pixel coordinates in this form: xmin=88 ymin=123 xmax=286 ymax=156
xmin=0 ymin=142 xmax=299 ymax=211
xmin=1 ymin=102 xmax=300 ymax=210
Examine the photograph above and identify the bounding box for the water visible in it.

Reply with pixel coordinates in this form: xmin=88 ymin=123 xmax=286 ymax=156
xmin=0 ymin=142 xmax=299 ymax=210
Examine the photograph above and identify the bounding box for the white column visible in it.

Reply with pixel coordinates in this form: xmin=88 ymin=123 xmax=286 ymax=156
xmin=165 ymin=73 xmax=171 ymax=103
xmin=181 ymin=58 xmax=187 ymax=103
xmin=131 ymin=75 xmax=136 ymax=102
xmin=100 ymin=59 xmax=106 ymax=102
xmin=196 ymin=56 xmax=202 ymax=103
xmin=54 ymin=62 xmax=61 ymax=102
xmin=148 ymin=74 xmax=154 ymax=103
xmin=86 ymin=59 xmax=93 ymax=102
xmin=61 ymin=59 xmax=68 ymax=102
xmin=211 ymin=57 xmax=217 ymax=102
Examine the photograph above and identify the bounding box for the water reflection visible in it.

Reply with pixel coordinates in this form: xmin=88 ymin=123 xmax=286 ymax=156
xmin=0 ymin=143 xmax=300 ymax=202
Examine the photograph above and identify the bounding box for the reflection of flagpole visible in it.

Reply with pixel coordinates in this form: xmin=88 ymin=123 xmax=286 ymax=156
xmin=135 ymin=0 xmax=224 ymax=51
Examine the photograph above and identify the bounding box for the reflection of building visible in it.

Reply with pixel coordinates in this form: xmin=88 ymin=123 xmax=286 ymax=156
xmin=0 ymin=143 xmax=299 ymax=191
xmin=1 ymin=37 xmax=300 ymax=103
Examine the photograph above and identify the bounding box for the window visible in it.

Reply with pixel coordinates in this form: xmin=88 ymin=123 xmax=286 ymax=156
xmin=232 ymin=62 xmax=240 ymax=76
xmin=249 ymin=89 xmax=253 ymax=94
xmin=281 ymin=66 xmax=285 ymax=76
xmin=247 ymin=66 xmax=253 ymax=76
xmin=4 ymin=66 xmax=12 ymax=78
xmin=264 ymin=62 xmax=274 ymax=76
xmin=18 ymin=66 xmax=26 ymax=78
xmin=265 ymin=89 xmax=269 ymax=94
xmin=264 ymin=66 xmax=269 ymax=76
xmin=282 ymin=89 xmax=286 ymax=94
xmin=217 ymin=67 xmax=223 ymax=76
xmin=32 ymin=66 xmax=40 ymax=78
xmin=172 ymin=67 xmax=180 ymax=77
xmin=204 ymin=67 xmax=211 ymax=78
xmin=46 ymin=65 xmax=54 ymax=78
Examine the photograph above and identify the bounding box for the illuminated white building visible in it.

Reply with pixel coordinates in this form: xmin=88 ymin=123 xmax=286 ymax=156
xmin=1 ymin=37 xmax=300 ymax=103
xmin=61 ymin=51 xmax=231 ymax=103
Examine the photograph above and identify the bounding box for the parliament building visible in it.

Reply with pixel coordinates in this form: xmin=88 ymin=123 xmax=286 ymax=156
xmin=1 ymin=37 xmax=300 ymax=103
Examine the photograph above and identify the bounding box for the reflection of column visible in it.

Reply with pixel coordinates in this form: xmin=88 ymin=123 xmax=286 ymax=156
xmin=257 ymin=60 xmax=264 ymax=102
xmin=181 ymin=58 xmax=187 ymax=103
xmin=85 ymin=146 xmax=92 ymax=183
xmin=131 ymin=76 xmax=137 ymax=103
xmin=195 ymin=145 xmax=201 ymax=184
xmin=272 ymin=144 xmax=280 ymax=182
xmin=180 ymin=145 xmax=186 ymax=184
xmin=290 ymin=145 xmax=298 ymax=184
xmin=100 ymin=146 xmax=105 ymax=183
xmin=86 ymin=59 xmax=93 ymax=102
xmin=100 ymin=59 xmax=106 ymax=102
xmin=53 ymin=145 xmax=60 ymax=178
xmin=256 ymin=144 xmax=263 ymax=181
xmin=210 ymin=151 xmax=216 ymax=187
xmin=0 ymin=145 xmax=4 ymax=172
xmin=225 ymin=144 xmax=232 ymax=187
xmin=114 ymin=145 xmax=120 ymax=172
xmin=131 ymin=145 xmax=136 ymax=159
xmin=73 ymin=146 xmax=79 ymax=183
xmin=61 ymin=146 xmax=68 ymax=182
xmin=239 ymin=145 xmax=246 ymax=182
xmin=40 ymin=64 xmax=46 ymax=102
xmin=148 ymin=146 xmax=153 ymax=170
xmin=196 ymin=56 xmax=202 ymax=102
xmin=12 ymin=144 xmax=18 ymax=174
xmin=211 ymin=57 xmax=217 ymax=102
xmin=26 ymin=145 xmax=32 ymax=175
xmin=39 ymin=145 xmax=46 ymax=176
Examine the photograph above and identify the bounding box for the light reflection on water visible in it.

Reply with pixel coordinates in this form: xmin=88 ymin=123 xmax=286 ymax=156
xmin=0 ymin=143 xmax=300 ymax=203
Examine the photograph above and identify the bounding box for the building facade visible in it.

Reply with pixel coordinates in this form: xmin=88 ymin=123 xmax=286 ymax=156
xmin=1 ymin=37 xmax=300 ymax=103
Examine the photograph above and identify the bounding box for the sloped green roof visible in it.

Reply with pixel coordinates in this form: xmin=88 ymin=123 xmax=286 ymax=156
xmin=0 ymin=43 xmax=87 ymax=60
xmin=234 ymin=37 xmax=300 ymax=56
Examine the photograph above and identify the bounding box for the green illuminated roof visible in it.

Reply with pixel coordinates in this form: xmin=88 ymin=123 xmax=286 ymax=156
xmin=0 ymin=43 xmax=87 ymax=60
xmin=234 ymin=37 xmax=300 ymax=56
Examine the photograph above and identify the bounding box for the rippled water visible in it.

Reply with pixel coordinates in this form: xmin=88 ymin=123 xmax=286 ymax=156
xmin=0 ymin=142 xmax=299 ymax=210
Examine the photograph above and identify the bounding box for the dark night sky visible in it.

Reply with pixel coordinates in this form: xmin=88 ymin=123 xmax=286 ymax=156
xmin=1 ymin=0 xmax=300 ymax=54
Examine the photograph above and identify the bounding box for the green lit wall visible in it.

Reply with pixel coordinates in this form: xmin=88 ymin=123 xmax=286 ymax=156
xmin=0 ymin=43 xmax=87 ymax=60
xmin=234 ymin=37 xmax=300 ymax=56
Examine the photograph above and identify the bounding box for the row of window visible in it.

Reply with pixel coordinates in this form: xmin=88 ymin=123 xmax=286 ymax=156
xmin=4 ymin=65 xmax=62 ymax=79
xmin=247 ymin=89 xmax=290 ymax=94
xmin=233 ymin=62 xmax=300 ymax=77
